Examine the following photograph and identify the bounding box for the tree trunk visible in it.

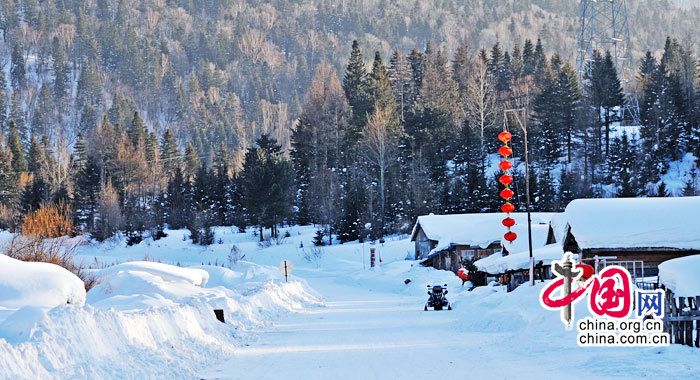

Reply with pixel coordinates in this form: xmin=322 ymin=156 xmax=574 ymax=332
xmin=259 ymin=224 xmax=263 ymax=242
xmin=379 ymin=163 xmax=385 ymax=238
xmin=604 ymin=108 xmax=610 ymax=157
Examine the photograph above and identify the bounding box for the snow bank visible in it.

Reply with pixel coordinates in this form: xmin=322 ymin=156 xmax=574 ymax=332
xmin=0 ymin=261 xmax=320 ymax=379
xmin=565 ymin=196 xmax=700 ymax=250
xmin=0 ymin=254 xmax=86 ymax=310
xmin=659 ymin=255 xmax=700 ymax=297
xmin=475 ymin=244 xmax=566 ymax=274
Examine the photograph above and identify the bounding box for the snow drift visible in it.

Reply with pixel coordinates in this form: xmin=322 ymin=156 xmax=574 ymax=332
xmin=0 ymin=260 xmax=320 ymax=379
xmin=0 ymin=254 xmax=86 ymax=310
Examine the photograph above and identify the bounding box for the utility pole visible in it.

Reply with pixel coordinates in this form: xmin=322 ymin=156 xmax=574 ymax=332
xmin=504 ymin=108 xmax=534 ymax=286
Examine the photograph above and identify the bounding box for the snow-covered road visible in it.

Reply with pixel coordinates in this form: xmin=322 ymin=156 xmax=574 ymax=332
xmin=200 ymin=269 xmax=700 ymax=380
xmin=200 ymin=275 xmax=500 ymax=379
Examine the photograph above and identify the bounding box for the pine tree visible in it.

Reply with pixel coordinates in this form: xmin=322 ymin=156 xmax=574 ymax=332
xmin=52 ymin=37 xmax=70 ymax=99
xmin=0 ymin=74 xmax=7 ymax=131
xmin=656 ymin=181 xmax=669 ymax=197
xmin=9 ymin=92 xmax=25 ymax=140
xmin=388 ymin=50 xmax=413 ymax=122
xmin=343 ymin=40 xmax=369 ymax=142
xmin=7 ymin=121 xmax=27 ymax=173
xmin=11 ymin=43 xmax=25 ymax=89
xmin=73 ymin=155 xmax=101 ymax=231
xmin=165 ymin=167 xmax=190 ymax=229
xmin=523 ymin=39 xmax=536 ymax=76
xmin=557 ymin=62 xmax=582 ymax=163
xmin=0 ymin=148 xmax=17 ymax=210
xmin=21 ymin=177 xmax=50 ymax=212
xmin=241 ymin=134 xmax=295 ymax=241
xmin=128 ymin=112 xmax=145 ymax=148
xmin=600 ymin=51 xmax=625 ymax=156
xmin=184 ymin=142 xmax=200 ymax=180
xmin=27 ymin=137 xmax=45 ymax=175
xmin=161 ymin=129 xmax=180 ymax=177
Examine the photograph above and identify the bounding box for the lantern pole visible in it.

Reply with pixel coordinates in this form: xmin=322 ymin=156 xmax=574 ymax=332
xmin=504 ymin=108 xmax=534 ymax=287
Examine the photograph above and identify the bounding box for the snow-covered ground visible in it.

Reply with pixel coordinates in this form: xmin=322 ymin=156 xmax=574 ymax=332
xmin=1 ymin=226 xmax=699 ymax=379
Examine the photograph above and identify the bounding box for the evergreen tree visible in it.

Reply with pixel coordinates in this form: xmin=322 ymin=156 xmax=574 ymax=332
xmin=161 ymin=129 xmax=180 ymax=177
xmin=165 ymin=167 xmax=190 ymax=229
xmin=0 ymin=148 xmax=17 ymax=211
xmin=7 ymin=121 xmax=27 ymax=173
xmin=128 ymin=112 xmax=145 ymax=147
xmin=11 ymin=43 xmax=25 ymax=89
xmin=388 ymin=50 xmax=413 ymax=122
xmin=0 ymin=74 xmax=7 ymax=131
xmin=184 ymin=142 xmax=200 ymax=180
xmin=52 ymin=37 xmax=70 ymax=99
xmin=523 ymin=39 xmax=536 ymax=76
xmin=73 ymin=155 xmax=101 ymax=231
xmin=27 ymin=137 xmax=45 ymax=174
xmin=343 ymin=40 xmax=369 ymax=140
xmin=241 ymin=135 xmax=295 ymax=241
xmin=9 ymin=92 xmax=25 ymax=140
xmin=656 ymin=181 xmax=669 ymax=197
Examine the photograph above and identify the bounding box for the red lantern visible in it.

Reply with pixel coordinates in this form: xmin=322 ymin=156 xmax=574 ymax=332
xmin=576 ymin=264 xmax=595 ymax=281
xmin=457 ymin=268 xmax=468 ymax=280
xmin=500 ymin=188 xmax=514 ymax=200
xmin=498 ymin=131 xmax=512 ymax=143
xmin=501 ymin=203 xmax=515 ymax=213
xmin=499 ymin=160 xmax=512 ymax=171
xmin=502 ymin=217 xmax=515 ymax=228
xmin=498 ymin=146 xmax=513 ymax=158
xmin=499 ymin=174 xmax=513 ymax=186
xmin=497 ymin=128 xmax=516 ymax=243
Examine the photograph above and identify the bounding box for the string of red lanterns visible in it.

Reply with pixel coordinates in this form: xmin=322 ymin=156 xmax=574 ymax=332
xmin=498 ymin=131 xmax=517 ymax=243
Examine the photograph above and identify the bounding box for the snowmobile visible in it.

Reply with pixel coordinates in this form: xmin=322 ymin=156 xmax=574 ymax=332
xmin=424 ymin=284 xmax=452 ymax=311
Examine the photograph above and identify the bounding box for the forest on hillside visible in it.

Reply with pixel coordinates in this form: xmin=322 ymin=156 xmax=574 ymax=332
xmin=0 ymin=0 xmax=698 ymax=246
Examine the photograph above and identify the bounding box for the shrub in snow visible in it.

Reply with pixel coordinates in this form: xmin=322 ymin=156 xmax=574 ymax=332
xmin=301 ymin=246 xmax=323 ymax=268
xmin=4 ymin=203 xmax=98 ymax=290
xmin=312 ymin=229 xmax=325 ymax=246
xmin=188 ymin=211 xmax=215 ymax=246
xmin=228 ymin=244 xmax=245 ymax=266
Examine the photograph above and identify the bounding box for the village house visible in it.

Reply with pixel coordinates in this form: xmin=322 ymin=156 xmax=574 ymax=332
xmin=474 ymin=216 xmax=560 ymax=289
xmin=558 ymin=196 xmax=700 ymax=278
xmin=410 ymin=213 xmax=554 ymax=274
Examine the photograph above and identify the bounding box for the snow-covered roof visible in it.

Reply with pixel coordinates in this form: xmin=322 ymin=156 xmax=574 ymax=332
xmin=411 ymin=212 xmax=555 ymax=256
xmin=548 ymin=212 xmax=569 ymax=244
xmin=659 ymin=255 xmax=700 ymax=297
xmin=475 ymin=244 xmax=566 ymax=275
xmin=564 ymin=196 xmax=700 ymax=250
xmin=501 ymin=217 xmax=555 ymax=254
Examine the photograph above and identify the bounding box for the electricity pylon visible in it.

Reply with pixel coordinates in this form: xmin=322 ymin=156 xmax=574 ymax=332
xmin=576 ymin=0 xmax=640 ymax=124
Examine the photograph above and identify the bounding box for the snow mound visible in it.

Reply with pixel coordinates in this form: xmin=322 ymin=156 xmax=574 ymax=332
xmin=475 ymin=244 xmax=566 ymax=275
xmin=95 ymin=261 xmax=209 ymax=286
xmin=658 ymin=255 xmax=700 ymax=297
xmin=1 ymin=260 xmax=321 ymax=379
xmin=0 ymin=254 xmax=86 ymax=310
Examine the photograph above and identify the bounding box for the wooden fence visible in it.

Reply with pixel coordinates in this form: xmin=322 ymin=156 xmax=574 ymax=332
xmin=663 ymin=289 xmax=700 ymax=348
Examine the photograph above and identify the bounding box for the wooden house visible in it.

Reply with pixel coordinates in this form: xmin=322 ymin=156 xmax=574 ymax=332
xmin=557 ymin=196 xmax=700 ymax=277
xmin=410 ymin=213 xmax=555 ymax=274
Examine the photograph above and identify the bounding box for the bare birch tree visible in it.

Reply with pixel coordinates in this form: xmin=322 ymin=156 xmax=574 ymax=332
xmin=466 ymin=57 xmax=499 ymax=153
xmin=362 ymin=104 xmax=399 ymax=236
